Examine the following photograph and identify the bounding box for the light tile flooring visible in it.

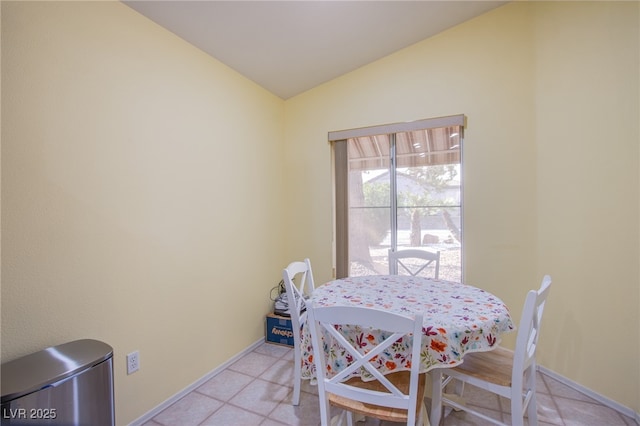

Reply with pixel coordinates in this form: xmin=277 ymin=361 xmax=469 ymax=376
xmin=142 ymin=342 xmax=638 ymax=426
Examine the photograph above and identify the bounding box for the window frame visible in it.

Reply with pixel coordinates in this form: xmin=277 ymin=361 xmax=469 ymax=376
xmin=330 ymin=114 xmax=465 ymax=279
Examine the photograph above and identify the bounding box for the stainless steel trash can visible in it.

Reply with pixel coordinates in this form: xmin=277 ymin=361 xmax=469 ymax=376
xmin=1 ymin=339 xmax=115 ymax=426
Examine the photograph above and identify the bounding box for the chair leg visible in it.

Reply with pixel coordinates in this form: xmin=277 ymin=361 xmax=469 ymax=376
xmin=453 ymin=378 xmax=465 ymax=398
xmin=319 ymin=394 xmax=332 ymax=426
xmin=512 ymin=367 xmax=536 ymax=426
xmin=449 ymin=379 xmax=466 ymax=412
xmin=329 ymin=410 xmax=348 ymax=426
xmin=527 ymin=391 xmax=538 ymax=425
xmin=346 ymin=411 xmax=354 ymax=426
xmin=510 ymin=393 xmax=524 ymax=426
xmin=420 ymin=401 xmax=431 ymax=426
xmin=430 ymin=370 xmax=443 ymax=426
xmin=525 ymin=369 xmax=538 ymax=425
xmin=292 ymin=344 xmax=301 ymax=405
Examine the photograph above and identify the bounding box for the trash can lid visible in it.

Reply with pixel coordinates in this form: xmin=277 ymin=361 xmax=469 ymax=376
xmin=1 ymin=339 xmax=113 ymax=403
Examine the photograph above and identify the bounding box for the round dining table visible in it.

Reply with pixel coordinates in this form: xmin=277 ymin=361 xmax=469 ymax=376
xmin=299 ymin=275 xmax=515 ymax=381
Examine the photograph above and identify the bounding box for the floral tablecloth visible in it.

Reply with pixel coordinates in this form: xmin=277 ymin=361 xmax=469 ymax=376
xmin=300 ymin=275 xmax=515 ymax=380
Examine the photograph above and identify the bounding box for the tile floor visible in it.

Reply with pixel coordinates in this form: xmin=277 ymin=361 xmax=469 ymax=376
xmin=142 ymin=342 xmax=638 ymax=426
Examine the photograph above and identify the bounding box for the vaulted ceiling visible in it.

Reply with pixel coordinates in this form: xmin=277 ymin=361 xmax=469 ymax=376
xmin=124 ymin=1 xmax=507 ymax=99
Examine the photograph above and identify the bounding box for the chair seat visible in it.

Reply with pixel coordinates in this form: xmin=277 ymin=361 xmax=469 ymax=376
xmin=328 ymin=372 xmax=426 ymax=423
xmin=453 ymin=347 xmax=514 ymax=387
xmin=310 ymin=305 xmax=425 ymax=426
xmin=430 ymin=276 xmax=552 ymax=426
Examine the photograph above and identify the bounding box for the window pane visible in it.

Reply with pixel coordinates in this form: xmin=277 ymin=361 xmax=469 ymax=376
xmin=338 ymin=117 xmax=463 ymax=281
xmin=348 ymin=167 xmax=390 ymax=276
xmin=392 ymin=126 xmax=461 ymax=281
xmin=395 ymin=205 xmax=461 ymax=281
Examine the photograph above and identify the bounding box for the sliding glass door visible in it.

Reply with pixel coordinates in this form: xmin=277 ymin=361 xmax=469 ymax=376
xmin=333 ymin=116 xmax=463 ymax=281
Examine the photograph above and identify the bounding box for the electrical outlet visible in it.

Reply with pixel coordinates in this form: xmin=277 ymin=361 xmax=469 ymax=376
xmin=127 ymin=351 xmax=140 ymax=375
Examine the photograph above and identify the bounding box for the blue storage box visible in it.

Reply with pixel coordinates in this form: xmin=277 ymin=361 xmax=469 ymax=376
xmin=265 ymin=313 xmax=294 ymax=347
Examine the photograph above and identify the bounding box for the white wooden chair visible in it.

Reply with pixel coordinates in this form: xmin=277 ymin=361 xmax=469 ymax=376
xmin=282 ymin=258 xmax=315 ymax=406
xmin=389 ymin=248 xmax=441 ymax=279
xmin=308 ymin=305 xmax=428 ymax=426
xmin=430 ymin=275 xmax=552 ymax=426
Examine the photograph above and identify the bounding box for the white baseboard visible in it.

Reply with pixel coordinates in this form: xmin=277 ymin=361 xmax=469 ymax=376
xmin=537 ymin=365 xmax=640 ymax=424
xmin=128 ymin=338 xmax=265 ymax=426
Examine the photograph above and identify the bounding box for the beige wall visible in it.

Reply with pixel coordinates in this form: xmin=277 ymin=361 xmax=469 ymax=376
xmin=2 ymin=0 xmax=639 ymax=423
xmin=532 ymin=1 xmax=639 ymax=411
xmin=1 ymin=2 xmax=286 ymax=424
xmin=284 ymin=1 xmax=639 ymax=414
